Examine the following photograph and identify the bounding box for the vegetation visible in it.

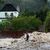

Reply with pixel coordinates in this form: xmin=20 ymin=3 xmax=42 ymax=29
xmin=0 ymin=16 xmax=42 ymax=31
xmin=0 ymin=0 xmax=4 ymax=4
xmin=0 ymin=0 xmax=50 ymax=32
xmin=11 ymin=16 xmax=42 ymax=31
xmin=44 ymin=11 xmax=50 ymax=32
xmin=20 ymin=9 xmax=35 ymax=16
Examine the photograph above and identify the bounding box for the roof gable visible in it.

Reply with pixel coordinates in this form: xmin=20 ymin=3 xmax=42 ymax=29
xmin=1 ymin=4 xmax=17 ymax=11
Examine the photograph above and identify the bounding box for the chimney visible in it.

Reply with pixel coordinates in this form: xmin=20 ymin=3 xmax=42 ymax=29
xmin=16 ymin=6 xmax=20 ymax=12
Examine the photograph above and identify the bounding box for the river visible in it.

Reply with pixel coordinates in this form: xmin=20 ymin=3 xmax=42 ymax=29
xmin=0 ymin=32 xmax=50 ymax=50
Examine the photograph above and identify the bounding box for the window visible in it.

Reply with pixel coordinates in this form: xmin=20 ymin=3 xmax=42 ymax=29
xmin=10 ymin=13 xmax=13 ymax=16
xmin=5 ymin=13 xmax=7 ymax=16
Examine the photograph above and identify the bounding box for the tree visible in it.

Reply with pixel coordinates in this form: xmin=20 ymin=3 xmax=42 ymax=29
xmin=36 ymin=0 xmax=48 ymax=22
xmin=20 ymin=9 xmax=34 ymax=16
xmin=44 ymin=11 xmax=50 ymax=32
xmin=0 ymin=0 xmax=4 ymax=4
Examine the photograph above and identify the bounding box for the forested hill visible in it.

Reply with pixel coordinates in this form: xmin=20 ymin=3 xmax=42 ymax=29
xmin=48 ymin=0 xmax=50 ymax=9
xmin=0 ymin=0 xmax=48 ymax=12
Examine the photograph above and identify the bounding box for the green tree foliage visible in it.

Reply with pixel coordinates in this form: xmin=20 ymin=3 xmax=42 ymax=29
xmin=36 ymin=0 xmax=48 ymax=22
xmin=36 ymin=8 xmax=48 ymax=22
xmin=11 ymin=16 xmax=42 ymax=31
xmin=20 ymin=9 xmax=34 ymax=16
xmin=44 ymin=11 xmax=50 ymax=32
xmin=0 ymin=20 xmax=11 ymax=31
xmin=0 ymin=16 xmax=42 ymax=31
xmin=0 ymin=0 xmax=4 ymax=4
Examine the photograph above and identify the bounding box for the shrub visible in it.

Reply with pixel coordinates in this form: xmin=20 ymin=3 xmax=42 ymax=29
xmin=0 ymin=16 xmax=42 ymax=31
xmin=11 ymin=16 xmax=42 ymax=31
xmin=0 ymin=20 xmax=11 ymax=31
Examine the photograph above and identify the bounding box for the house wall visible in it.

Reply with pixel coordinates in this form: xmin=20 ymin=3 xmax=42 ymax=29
xmin=0 ymin=11 xmax=19 ymax=18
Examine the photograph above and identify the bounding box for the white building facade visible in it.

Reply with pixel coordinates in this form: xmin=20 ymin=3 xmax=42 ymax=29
xmin=0 ymin=11 xmax=19 ymax=18
xmin=0 ymin=4 xmax=19 ymax=19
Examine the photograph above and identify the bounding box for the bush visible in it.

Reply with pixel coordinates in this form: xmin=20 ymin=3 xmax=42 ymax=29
xmin=11 ymin=16 xmax=42 ymax=31
xmin=0 ymin=20 xmax=11 ymax=31
xmin=0 ymin=16 xmax=42 ymax=31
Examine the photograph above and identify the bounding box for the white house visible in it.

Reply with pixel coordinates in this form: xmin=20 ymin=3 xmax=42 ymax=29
xmin=0 ymin=4 xmax=19 ymax=19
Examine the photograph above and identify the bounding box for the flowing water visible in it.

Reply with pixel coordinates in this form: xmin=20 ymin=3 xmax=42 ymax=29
xmin=0 ymin=33 xmax=50 ymax=50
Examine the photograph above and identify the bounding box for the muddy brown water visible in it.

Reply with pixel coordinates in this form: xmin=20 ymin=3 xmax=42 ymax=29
xmin=0 ymin=31 xmax=32 ymax=38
